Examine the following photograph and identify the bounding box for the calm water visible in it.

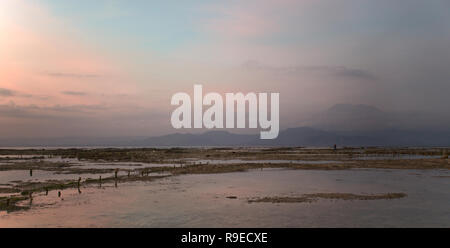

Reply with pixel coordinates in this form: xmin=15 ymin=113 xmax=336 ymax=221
xmin=1 ymin=168 xmax=449 ymax=227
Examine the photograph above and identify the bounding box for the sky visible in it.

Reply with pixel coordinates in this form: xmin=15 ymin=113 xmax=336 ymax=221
xmin=1 ymin=0 xmax=450 ymax=138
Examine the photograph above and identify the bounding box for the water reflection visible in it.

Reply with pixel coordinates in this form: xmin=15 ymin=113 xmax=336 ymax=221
xmin=0 ymin=168 xmax=449 ymax=227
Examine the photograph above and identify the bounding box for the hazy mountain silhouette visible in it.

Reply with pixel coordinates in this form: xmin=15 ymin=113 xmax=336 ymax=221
xmin=307 ymin=104 xmax=392 ymax=131
xmin=135 ymin=131 xmax=255 ymax=146
xmin=125 ymin=128 xmax=450 ymax=147
xmin=308 ymin=103 xmax=450 ymax=133
xmin=1 ymin=127 xmax=449 ymax=147
xmin=1 ymin=104 xmax=449 ymax=147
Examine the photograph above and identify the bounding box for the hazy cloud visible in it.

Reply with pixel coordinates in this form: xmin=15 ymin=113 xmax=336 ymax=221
xmin=333 ymin=68 xmax=379 ymax=81
xmin=0 ymin=102 xmax=170 ymax=138
xmin=48 ymin=104 xmax=110 ymax=113
xmin=0 ymin=103 xmax=108 ymax=119
xmin=0 ymin=88 xmax=16 ymax=97
xmin=44 ymin=72 xmax=101 ymax=78
xmin=61 ymin=91 xmax=87 ymax=96
xmin=0 ymin=104 xmax=49 ymax=119
xmin=2 ymin=0 xmax=449 ymax=139
xmin=0 ymin=88 xmax=48 ymax=99
xmin=241 ymin=61 xmax=378 ymax=82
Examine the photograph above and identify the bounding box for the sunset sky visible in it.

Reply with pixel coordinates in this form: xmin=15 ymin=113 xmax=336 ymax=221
xmin=1 ymin=0 xmax=450 ymax=138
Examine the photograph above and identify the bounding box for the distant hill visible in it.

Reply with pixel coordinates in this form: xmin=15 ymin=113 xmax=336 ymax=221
xmin=308 ymin=103 xmax=450 ymax=133
xmin=255 ymin=127 xmax=339 ymax=146
xmin=134 ymin=127 xmax=450 ymax=147
xmin=308 ymin=103 xmax=392 ymax=131
xmin=1 ymin=103 xmax=449 ymax=147
xmin=1 ymin=127 xmax=449 ymax=147
xmin=135 ymin=131 xmax=256 ymax=147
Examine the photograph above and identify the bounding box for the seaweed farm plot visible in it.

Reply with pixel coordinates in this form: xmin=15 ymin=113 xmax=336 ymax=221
xmin=0 ymin=147 xmax=449 ymax=227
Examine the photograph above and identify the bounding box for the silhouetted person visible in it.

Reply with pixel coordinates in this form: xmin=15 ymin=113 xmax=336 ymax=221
xmin=77 ymin=177 xmax=81 ymax=188
xmin=58 ymin=191 xmax=61 ymax=198
xmin=334 ymin=144 xmax=337 ymax=151
xmin=29 ymin=169 xmax=33 ymax=177
xmin=114 ymin=168 xmax=119 ymax=179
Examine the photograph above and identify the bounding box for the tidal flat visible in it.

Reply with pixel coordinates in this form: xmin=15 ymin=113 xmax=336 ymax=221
xmin=0 ymin=147 xmax=449 ymax=227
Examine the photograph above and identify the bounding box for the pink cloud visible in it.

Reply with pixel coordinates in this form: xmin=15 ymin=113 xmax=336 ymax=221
xmin=0 ymin=0 xmax=135 ymax=107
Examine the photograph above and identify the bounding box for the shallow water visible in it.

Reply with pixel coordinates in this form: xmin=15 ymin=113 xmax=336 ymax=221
xmin=1 ymin=168 xmax=449 ymax=227
xmin=353 ymin=154 xmax=441 ymax=160
xmin=190 ymin=159 xmax=340 ymax=165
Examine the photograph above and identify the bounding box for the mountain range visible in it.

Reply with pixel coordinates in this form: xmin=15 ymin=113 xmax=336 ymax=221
xmin=1 ymin=104 xmax=449 ymax=147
